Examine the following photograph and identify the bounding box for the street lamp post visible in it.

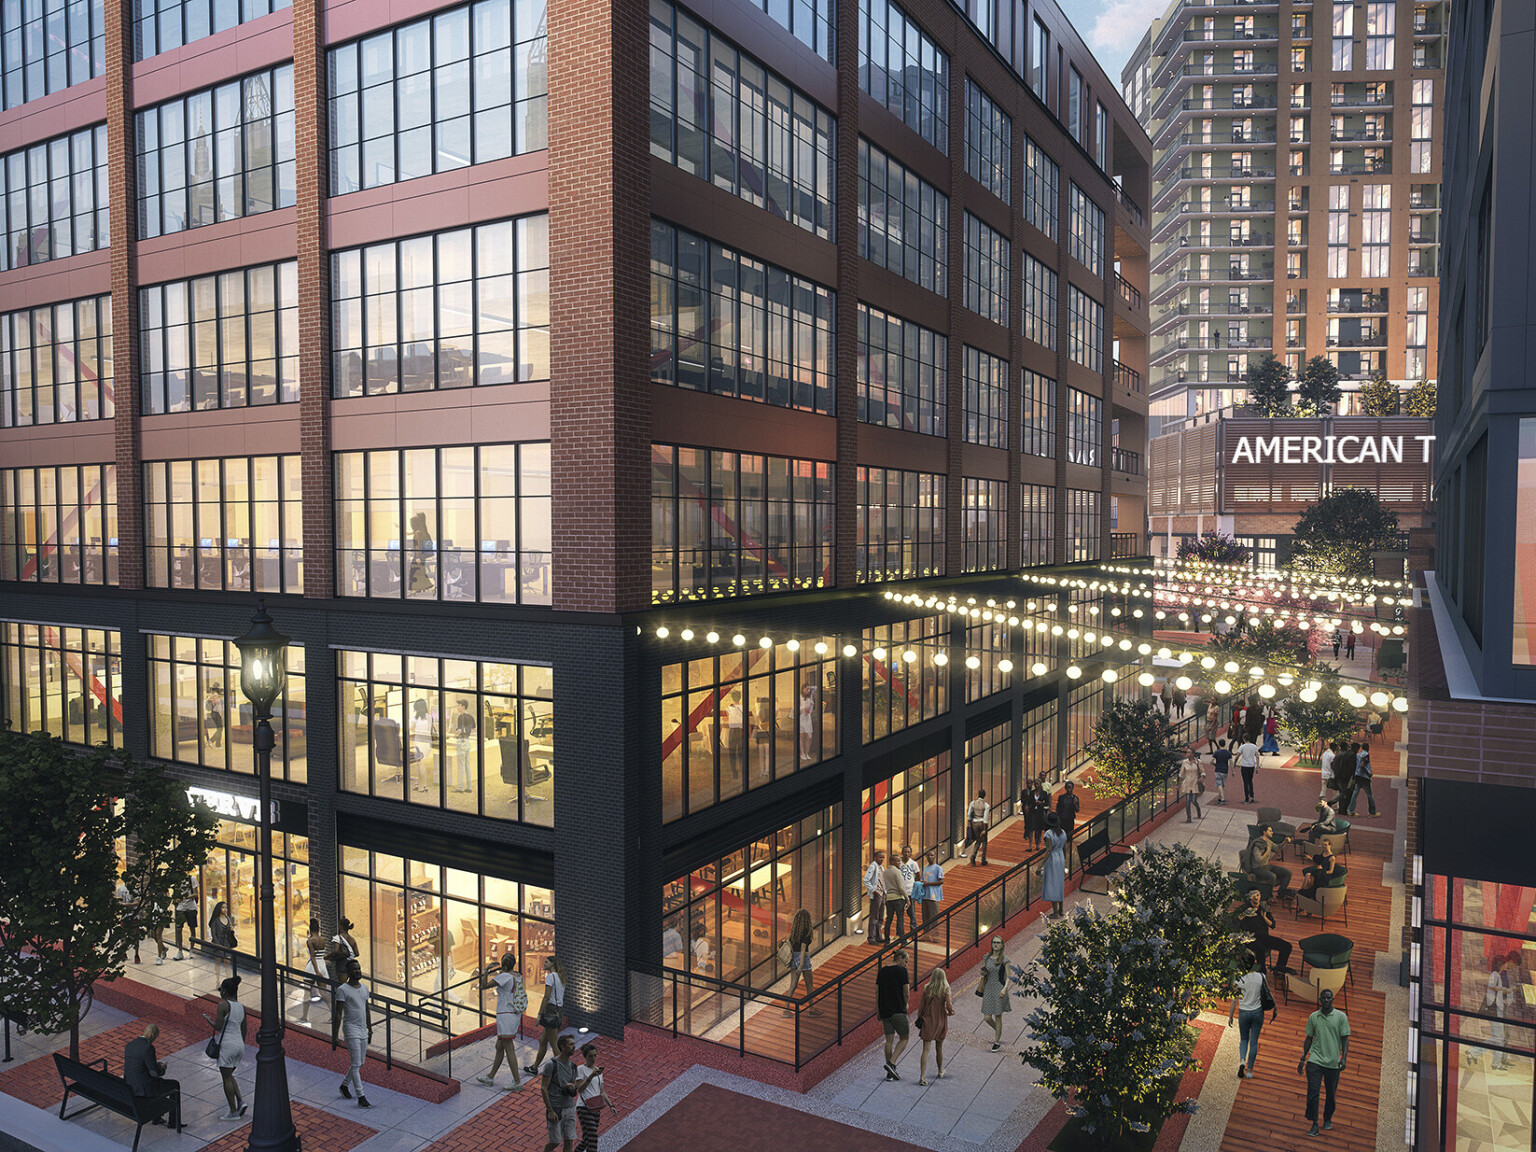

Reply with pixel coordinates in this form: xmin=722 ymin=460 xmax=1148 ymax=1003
xmin=234 ymin=600 xmax=300 ymax=1152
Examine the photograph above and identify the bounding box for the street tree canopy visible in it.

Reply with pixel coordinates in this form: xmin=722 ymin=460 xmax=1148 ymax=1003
xmin=1244 ymin=354 xmax=1293 ymax=417
xmin=0 ymin=730 xmax=218 ymax=1056
xmin=1296 ymin=356 xmax=1343 ymax=415
xmin=1084 ymin=699 xmax=1184 ymax=799
xmin=1289 ymin=486 xmax=1400 ymax=579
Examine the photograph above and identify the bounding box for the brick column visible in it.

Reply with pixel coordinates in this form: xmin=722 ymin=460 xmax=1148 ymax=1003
xmin=1053 ymin=168 xmax=1071 ymax=564
xmin=105 ymin=0 xmax=142 ymax=590
xmin=293 ymin=0 xmax=334 ymax=600
xmin=548 ymin=0 xmax=651 ymax=613
xmin=944 ymin=61 xmax=966 ymax=580
xmin=832 ymin=0 xmax=862 ymax=591
xmin=1007 ymin=110 xmax=1026 ymax=571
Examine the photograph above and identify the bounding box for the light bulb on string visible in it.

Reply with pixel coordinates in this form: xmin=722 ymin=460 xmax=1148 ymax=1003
xmin=842 ymin=644 xmax=857 ymax=658
xmin=1300 ymin=688 xmax=1317 ymax=703
xmin=999 ymin=659 xmax=1014 ymax=673
xmin=706 ymin=631 xmax=720 ymax=644
xmin=933 ymin=652 xmax=948 ymax=666
xmin=965 ymin=656 xmax=981 ymax=669
xmin=1258 ymin=684 xmax=1276 ymax=699
xmin=1032 ymin=662 xmax=1048 ymax=676
xmin=1175 ymin=676 xmax=1192 ymax=690
xmin=1137 ymin=672 xmax=1155 ymax=686
xmin=872 ymin=647 xmax=886 ymax=661
xmin=732 ymin=634 xmax=746 ymax=646
xmin=1102 ymin=669 xmax=1118 ymax=682
xmin=1214 ymin=679 xmax=1231 ymax=694
xmin=1066 ymin=665 xmax=1082 ymax=679
xmin=656 ymin=626 xmax=670 ymax=638
xmin=901 ymin=649 xmax=917 ymax=663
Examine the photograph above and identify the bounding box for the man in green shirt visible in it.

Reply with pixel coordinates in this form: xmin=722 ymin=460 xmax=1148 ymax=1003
xmin=1296 ymin=987 xmax=1350 ymax=1137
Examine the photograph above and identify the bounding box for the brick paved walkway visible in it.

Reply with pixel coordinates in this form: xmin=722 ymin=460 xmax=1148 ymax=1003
xmin=196 ymin=1100 xmax=376 ymax=1152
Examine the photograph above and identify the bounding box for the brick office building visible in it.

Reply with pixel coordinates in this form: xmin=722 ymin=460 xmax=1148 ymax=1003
xmin=0 ymin=0 xmax=1149 ymax=1040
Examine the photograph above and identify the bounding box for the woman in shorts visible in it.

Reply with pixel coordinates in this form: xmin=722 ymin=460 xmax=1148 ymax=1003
xmin=476 ymin=953 xmax=527 ymax=1089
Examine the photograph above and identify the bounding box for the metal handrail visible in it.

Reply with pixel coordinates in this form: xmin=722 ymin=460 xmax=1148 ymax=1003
xmin=628 ymin=750 xmax=1198 ymax=1069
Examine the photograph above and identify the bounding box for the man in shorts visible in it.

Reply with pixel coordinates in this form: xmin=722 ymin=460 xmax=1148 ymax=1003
xmin=476 ymin=953 xmax=526 ymax=1089
xmin=876 ymin=949 xmax=911 ymax=1080
xmin=540 ymin=1033 xmax=581 ymax=1152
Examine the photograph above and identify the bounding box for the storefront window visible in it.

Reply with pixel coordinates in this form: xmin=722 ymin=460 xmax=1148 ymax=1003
xmin=1023 ymin=699 xmax=1058 ymax=784
xmin=964 ymin=620 xmax=1012 ymax=702
xmin=862 ymin=752 xmax=950 ymax=862
xmin=862 ymin=617 xmax=949 ymax=744
xmin=1 ymin=622 xmax=121 ymax=746
xmin=661 ymin=804 xmax=841 ymax=988
xmin=1065 ymin=682 xmax=1103 ymax=773
xmin=0 ymin=463 xmax=117 ymax=583
xmin=339 ymin=847 xmax=554 ymax=1031
xmin=1416 ymin=873 xmax=1536 ymax=1150
xmin=338 ymin=649 xmax=553 ymax=825
xmin=149 ymin=634 xmax=306 ymax=782
xmin=965 ymin=726 xmax=1011 ymax=829
xmin=661 ymin=638 xmax=838 ymax=823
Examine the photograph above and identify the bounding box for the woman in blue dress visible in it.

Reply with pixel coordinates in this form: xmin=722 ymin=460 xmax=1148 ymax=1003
xmin=1041 ymin=812 xmax=1068 ymax=919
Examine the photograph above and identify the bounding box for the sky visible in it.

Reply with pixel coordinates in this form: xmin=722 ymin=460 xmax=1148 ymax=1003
xmin=1063 ymin=0 xmax=1158 ymax=92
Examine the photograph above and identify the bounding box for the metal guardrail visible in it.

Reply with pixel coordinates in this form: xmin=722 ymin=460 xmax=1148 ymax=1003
xmin=1116 ymin=274 xmax=1143 ymax=311
xmin=1114 ymin=360 xmax=1143 ymax=393
xmin=627 ymin=761 xmax=1193 ymax=1069
xmin=1110 ymin=533 xmax=1142 ymax=559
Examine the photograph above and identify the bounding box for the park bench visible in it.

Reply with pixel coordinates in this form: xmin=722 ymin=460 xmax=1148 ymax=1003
xmin=1078 ymin=827 xmax=1133 ymax=894
xmin=54 ymin=1052 xmax=182 ymax=1152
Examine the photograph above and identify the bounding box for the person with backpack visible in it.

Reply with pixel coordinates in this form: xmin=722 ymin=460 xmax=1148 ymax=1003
xmin=1347 ymin=746 xmax=1378 ymax=816
xmin=477 ymin=953 xmax=527 ymax=1090
xmin=1228 ymin=951 xmax=1278 ymax=1079
xmin=1332 ymin=743 xmax=1358 ymax=815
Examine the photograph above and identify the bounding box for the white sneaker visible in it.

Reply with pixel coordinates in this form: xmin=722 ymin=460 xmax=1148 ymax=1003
xmin=219 ymin=1112 xmax=241 ymax=1121
xmin=476 ymin=1074 xmax=496 ymax=1087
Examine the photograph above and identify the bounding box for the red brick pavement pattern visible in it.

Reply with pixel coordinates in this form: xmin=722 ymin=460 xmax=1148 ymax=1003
xmin=195 ymin=1100 xmax=375 ymax=1152
xmin=0 ymin=1016 xmax=199 ymax=1110
xmin=620 ymin=1083 xmax=931 ymax=1152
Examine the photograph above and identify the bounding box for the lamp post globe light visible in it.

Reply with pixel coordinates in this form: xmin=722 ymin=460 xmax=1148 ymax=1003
xmin=233 ymin=599 xmax=300 ymax=1152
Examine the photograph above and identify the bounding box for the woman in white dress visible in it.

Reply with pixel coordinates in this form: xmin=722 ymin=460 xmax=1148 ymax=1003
xmin=1041 ymin=812 xmax=1068 ymax=919
xmin=203 ymin=976 xmax=248 ymax=1119
xmin=798 ymin=683 xmax=817 ymax=761
xmin=300 ymin=917 xmax=327 ymax=1024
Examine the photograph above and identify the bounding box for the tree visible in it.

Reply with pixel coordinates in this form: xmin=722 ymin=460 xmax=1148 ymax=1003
xmin=1175 ymin=532 xmax=1250 ymax=565
xmin=1243 ymin=354 xmax=1293 ymax=417
xmin=1111 ymin=842 xmax=1246 ymax=1017
xmin=0 ymin=732 xmax=218 ymax=1057
xmin=1296 ymin=356 xmax=1342 ymax=415
xmin=1208 ymin=617 xmax=1313 ymax=668
xmin=1279 ymin=669 xmax=1363 ymax=765
xmin=1403 ymin=377 xmax=1438 ymax=417
xmin=1290 ymin=487 xmax=1401 ymax=579
xmin=1357 ymin=371 xmax=1400 ymax=416
xmin=1017 ymin=904 xmax=1204 ymax=1148
xmin=1084 ymin=699 xmax=1184 ymax=800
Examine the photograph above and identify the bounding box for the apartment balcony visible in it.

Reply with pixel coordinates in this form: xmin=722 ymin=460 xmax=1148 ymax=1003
xmin=1169 ymin=267 xmax=1274 ymax=283
xmin=1331 ymin=91 xmax=1393 ymax=107
xmin=1113 ymin=184 xmax=1145 ymax=228
xmin=1327 ymin=294 xmax=1387 ymax=313
xmin=1407 ymin=256 xmax=1436 ymax=277
xmin=1182 ymin=27 xmax=1280 ymax=42
xmin=1179 ymin=61 xmax=1279 ymax=78
xmin=1286 ymin=298 xmax=1306 ymax=312
xmin=1408 ymin=228 xmax=1437 ymax=245
xmin=1326 ymin=334 xmax=1386 ymax=348
xmin=1329 ymin=128 xmax=1392 ymax=143
xmin=1412 ymin=48 xmax=1442 ymax=68
xmin=1153 ymin=335 xmax=1271 ymax=363
xmin=1163 ymin=301 xmax=1275 ymax=317
xmin=1413 ymin=20 xmax=1444 ymax=37
xmin=1114 ymin=360 xmax=1144 ymax=393
xmin=1110 ymin=533 xmax=1142 ymax=560
xmin=1329 ymin=162 xmax=1392 ymax=175
xmin=1178 ymin=95 xmax=1279 ymax=113
xmin=1408 ymin=192 xmax=1439 ymax=210
xmin=1112 ymin=447 xmax=1145 ymax=476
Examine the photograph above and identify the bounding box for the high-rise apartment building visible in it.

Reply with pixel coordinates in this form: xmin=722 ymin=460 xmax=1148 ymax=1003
xmin=1407 ymin=3 xmax=1536 ymax=1146
xmin=1125 ymin=0 xmax=1446 ymax=437
xmin=0 ymin=0 xmax=1149 ymax=1050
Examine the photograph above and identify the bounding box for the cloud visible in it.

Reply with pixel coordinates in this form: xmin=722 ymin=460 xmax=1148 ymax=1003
xmin=1089 ymin=0 xmax=1154 ymax=58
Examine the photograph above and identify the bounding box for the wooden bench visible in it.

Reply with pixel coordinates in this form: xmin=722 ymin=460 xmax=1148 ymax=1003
xmin=1078 ymin=828 xmax=1133 ymax=894
xmin=54 ymin=1053 xmax=182 ymax=1152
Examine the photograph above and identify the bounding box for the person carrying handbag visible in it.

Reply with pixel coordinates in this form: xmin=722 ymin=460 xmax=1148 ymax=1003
xmin=574 ymin=1041 xmax=621 ymax=1151
xmin=1179 ymin=749 xmax=1204 ymax=822
xmin=1228 ymin=951 xmax=1278 ymax=1079
xmin=525 ymin=955 xmax=568 ymax=1077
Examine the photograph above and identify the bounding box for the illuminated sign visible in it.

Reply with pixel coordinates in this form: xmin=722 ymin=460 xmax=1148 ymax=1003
xmin=188 ymin=786 xmax=278 ymax=826
xmin=1229 ymin=433 xmax=1435 ymax=466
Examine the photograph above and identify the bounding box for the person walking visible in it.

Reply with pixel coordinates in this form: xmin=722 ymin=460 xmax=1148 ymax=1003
xmin=1347 ymin=747 xmax=1378 ymax=816
xmin=540 ymin=1034 xmax=582 ymax=1152
xmin=1227 ymin=952 xmax=1277 ymax=1079
xmin=1041 ymin=813 xmax=1068 ymax=919
xmin=1205 ymin=699 xmax=1220 ymax=742
xmin=477 ymin=953 xmax=527 ymax=1089
xmin=915 ymin=968 xmax=953 ymax=1085
xmin=965 ymin=790 xmax=991 ymax=865
xmin=783 ymin=908 xmax=823 ymax=1016
xmin=1483 ymin=954 xmax=1517 ymax=1070
xmin=1244 ymin=698 xmax=1264 ymax=746
xmin=1211 ymin=740 xmax=1232 ymax=805
xmin=1236 ymin=737 xmax=1260 ymax=803
xmin=1331 ymin=629 xmax=1343 ymax=659
xmin=876 ymin=949 xmax=912 ymax=1080
xmin=919 ymin=850 xmax=944 ymax=925
xmin=300 ymin=917 xmax=327 ymax=1023
xmin=202 ymin=975 xmax=247 ymax=1120
xmin=526 ymin=956 xmax=568 ymax=1077
xmin=450 ymin=698 xmax=476 ymax=793
xmin=1023 ymin=778 xmax=1049 ymax=848
xmin=1318 ymin=742 xmax=1337 ymax=802
xmin=123 ymin=1023 xmax=181 ymax=1131
xmin=863 ymin=850 xmax=887 ymax=943
xmin=208 ymin=900 xmax=238 ymax=981
xmin=574 ymin=1041 xmax=619 ymax=1151
xmin=1179 ymin=748 xmax=1204 ymax=823
xmin=1344 ymin=631 xmax=1356 ymax=659
xmin=1261 ymin=711 xmax=1280 ymax=756
xmin=1056 ymin=780 xmax=1080 ymax=840
xmin=1297 ymin=987 xmax=1350 ymax=1137
xmin=332 ymin=958 xmax=374 ymax=1108
xmin=1172 ymin=684 xmax=1188 ymax=718
xmin=882 ymin=852 xmax=912 ymax=941
xmin=172 ymin=879 xmax=198 ymax=959
xmin=978 ymin=936 xmax=1013 ymax=1053
xmin=1332 ymin=743 xmax=1359 ymax=817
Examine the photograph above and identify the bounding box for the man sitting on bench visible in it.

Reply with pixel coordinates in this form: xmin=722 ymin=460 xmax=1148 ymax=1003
xmin=123 ymin=1024 xmax=181 ymax=1130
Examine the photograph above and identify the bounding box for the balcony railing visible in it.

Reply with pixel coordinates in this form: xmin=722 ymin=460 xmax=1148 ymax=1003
xmin=1170 ymin=268 xmax=1274 ymax=282
xmin=628 ymin=767 xmax=1191 ymax=1069
xmin=1180 ymin=96 xmax=1279 ymax=111
xmin=1331 ymin=92 xmax=1393 ymax=106
xmin=1181 ymin=61 xmax=1279 ymax=77
xmin=1161 ymin=200 xmax=1277 ymax=218
xmin=1114 ymin=359 xmax=1144 ymax=393
xmin=1110 ymin=532 xmax=1143 ymax=560
xmin=1116 ymin=273 xmax=1143 ymax=311
xmin=1112 ymin=447 xmax=1144 ymax=475
xmin=1113 ymin=183 xmax=1145 ymax=227
xmin=1326 ymin=334 xmax=1386 ymax=348
xmin=1168 ymin=302 xmax=1273 ymax=316
xmin=1413 ymin=20 xmax=1443 ymax=35
xmin=1408 ymin=195 xmax=1438 ymax=210
xmin=1182 ymin=28 xmax=1279 ymax=42
xmin=1159 ymin=336 xmax=1273 ymax=354
xmin=1329 ymin=129 xmax=1392 ymax=142
xmin=1327 ymin=295 xmax=1387 ymax=313
xmin=1165 ymin=129 xmax=1279 ymax=148
xmin=1164 ymin=165 xmax=1277 ymax=182
xmin=1330 ymin=163 xmax=1392 ymax=175
xmin=1407 ymin=258 xmax=1436 ymax=277
xmin=1408 ymin=231 xmax=1436 ymax=245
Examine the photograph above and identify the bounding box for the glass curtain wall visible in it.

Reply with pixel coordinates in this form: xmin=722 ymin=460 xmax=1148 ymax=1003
xmin=0 ymin=622 xmax=120 ymax=746
xmin=862 ymin=751 xmax=951 ymax=862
